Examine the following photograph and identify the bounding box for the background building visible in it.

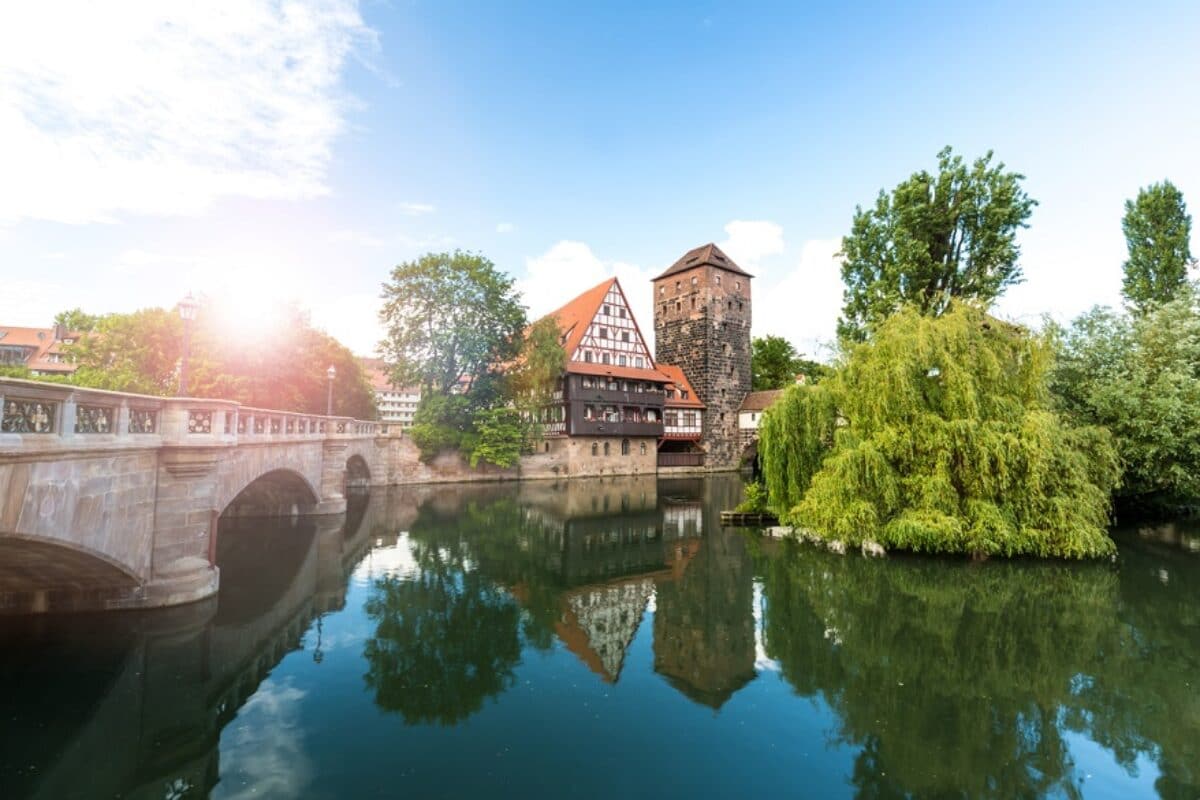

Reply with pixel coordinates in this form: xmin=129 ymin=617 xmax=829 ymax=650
xmin=0 ymin=324 xmax=80 ymax=377
xmin=360 ymin=357 xmax=420 ymax=428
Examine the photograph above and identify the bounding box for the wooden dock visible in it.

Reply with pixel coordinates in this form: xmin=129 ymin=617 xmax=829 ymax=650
xmin=720 ymin=510 xmax=779 ymax=526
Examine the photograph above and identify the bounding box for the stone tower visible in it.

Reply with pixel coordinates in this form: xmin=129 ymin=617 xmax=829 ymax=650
xmin=653 ymin=243 xmax=752 ymax=470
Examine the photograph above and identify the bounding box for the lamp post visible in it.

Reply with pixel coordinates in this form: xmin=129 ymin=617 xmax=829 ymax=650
xmin=177 ymin=293 xmax=199 ymax=396
xmin=326 ymin=365 xmax=336 ymax=417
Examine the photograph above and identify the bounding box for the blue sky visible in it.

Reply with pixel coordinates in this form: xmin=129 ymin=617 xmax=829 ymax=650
xmin=2 ymin=1 xmax=1198 ymax=357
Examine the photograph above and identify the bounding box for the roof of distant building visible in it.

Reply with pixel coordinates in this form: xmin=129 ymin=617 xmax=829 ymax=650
xmin=739 ymin=389 xmax=785 ymax=412
xmin=0 ymin=325 xmax=81 ymax=372
xmin=654 ymin=243 xmax=753 ymax=280
xmin=356 ymin=356 xmax=419 ymax=394
xmin=657 ymin=364 xmax=705 ymax=409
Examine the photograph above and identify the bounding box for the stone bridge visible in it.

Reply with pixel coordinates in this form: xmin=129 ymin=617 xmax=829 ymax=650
xmin=0 ymin=377 xmax=391 ymax=613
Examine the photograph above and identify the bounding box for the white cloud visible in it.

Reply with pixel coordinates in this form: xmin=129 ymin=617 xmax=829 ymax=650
xmin=753 ymin=239 xmax=844 ymax=361
xmin=719 ymin=220 xmax=785 ymax=269
xmin=0 ymin=1 xmax=374 ymax=224
xmin=496 ymin=222 xmax=516 ymax=234
xmin=519 ymin=240 xmax=658 ymax=349
xmin=0 ymin=279 xmax=66 ymax=327
xmin=325 ymin=228 xmax=385 ymax=248
xmin=309 ymin=291 xmax=383 ymax=356
xmin=397 ymin=202 xmax=436 ymax=216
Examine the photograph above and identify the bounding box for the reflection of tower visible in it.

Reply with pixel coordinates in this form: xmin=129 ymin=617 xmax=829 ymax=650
xmin=652 ymin=523 xmax=756 ymax=708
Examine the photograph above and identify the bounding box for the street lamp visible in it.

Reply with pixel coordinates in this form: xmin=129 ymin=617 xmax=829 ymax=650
xmin=177 ymin=293 xmax=199 ymax=396
xmin=326 ymin=365 xmax=336 ymax=416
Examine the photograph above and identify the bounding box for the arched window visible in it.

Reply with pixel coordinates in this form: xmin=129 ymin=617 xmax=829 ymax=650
xmin=715 ymin=274 xmax=722 ymax=285
xmin=603 ymin=441 xmax=610 ymax=456
xmin=621 ymin=438 xmax=630 ymax=455
xmin=591 ymin=442 xmax=599 ymax=456
xmin=691 ymin=276 xmax=698 ymax=286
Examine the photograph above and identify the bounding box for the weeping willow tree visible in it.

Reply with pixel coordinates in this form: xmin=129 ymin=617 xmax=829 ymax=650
xmin=759 ymin=304 xmax=1120 ymax=558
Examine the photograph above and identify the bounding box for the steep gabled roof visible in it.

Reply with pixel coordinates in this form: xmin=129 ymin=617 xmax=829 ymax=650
xmin=654 ymin=243 xmax=753 ymax=280
xmin=658 ymin=364 xmax=705 ymax=409
xmin=536 ymin=277 xmax=670 ymax=383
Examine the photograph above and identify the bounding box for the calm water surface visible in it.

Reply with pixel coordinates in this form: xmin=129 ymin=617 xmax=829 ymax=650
xmin=2 ymin=476 xmax=1198 ymax=799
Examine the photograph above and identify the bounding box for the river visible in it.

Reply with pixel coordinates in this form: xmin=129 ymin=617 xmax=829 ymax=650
xmin=1 ymin=475 xmax=1197 ymax=799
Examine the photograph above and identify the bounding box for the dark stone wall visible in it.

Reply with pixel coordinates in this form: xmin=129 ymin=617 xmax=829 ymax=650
xmin=653 ymin=265 xmax=751 ymax=469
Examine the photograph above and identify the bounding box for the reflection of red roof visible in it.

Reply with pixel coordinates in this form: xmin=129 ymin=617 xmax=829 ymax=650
xmin=658 ymin=364 xmax=705 ymax=409
xmin=537 ymin=277 xmax=669 ymax=383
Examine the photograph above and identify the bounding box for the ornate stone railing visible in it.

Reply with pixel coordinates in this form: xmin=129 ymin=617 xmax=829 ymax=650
xmin=0 ymin=377 xmax=379 ymax=450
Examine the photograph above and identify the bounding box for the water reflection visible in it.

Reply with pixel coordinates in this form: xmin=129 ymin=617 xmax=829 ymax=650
xmin=0 ymin=480 xmax=1197 ymax=799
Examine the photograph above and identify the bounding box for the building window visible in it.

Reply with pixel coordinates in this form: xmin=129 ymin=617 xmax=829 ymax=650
xmin=659 ymin=286 xmax=664 ymax=295
xmin=681 ymin=390 xmax=689 ymax=399
xmin=736 ymin=281 xmax=741 ymax=291
xmin=618 ymin=355 xmax=627 ymax=366
xmin=715 ymin=275 xmax=721 ymax=285
xmin=738 ymin=301 xmax=743 ymax=311
xmin=675 ymin=301 xmax=681 ymax=312
xmin=634 ymin=357 xmax=643 ymax=368
xmin=585 ymin=405 xmax=596 ymax=420
xmin=545 ymin=441 xmax=550 ymax=452
xmin=675 ymin=280 xmax=681 ymax=292
xmin=661 ymin=304 xmax=667 ymax=315
xmin=585 ymin=351 xmax=593 ymax=363
xmin=592 ymin=442 xmax=598 ymax=456
xmin=600 ymin=328 xmax=608 ymax=339
xmin=728 ymin=300 xmax=733 ymax=310
xmin=621 ymin=331 xmax=630 ymax=342
xmin=603 ymin=441 xmax=610 ymax=456
xmin=603 ymin=352 xmax=611 ymax=365
xmin=603 ymin=305 xmax=610 ymax=315
xmin=640 ymin=441 xmax=647 ymax=455
xmin=621 ymin=438 xmax=630 ymax=455
xmin=692 ymin=276 xmax=698 ymax=286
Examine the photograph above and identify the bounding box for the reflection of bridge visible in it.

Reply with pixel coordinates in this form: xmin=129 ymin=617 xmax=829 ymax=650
xmin=2 ymin=491 xmax=387 ymax=800
xmin=0 ymin=378 xmax=387 ymax=612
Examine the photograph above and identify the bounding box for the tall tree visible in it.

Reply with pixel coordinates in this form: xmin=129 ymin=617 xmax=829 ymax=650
xmin=52 ymin=308 xmax=99 ymax=332
xmin=1121 ymin=180 xmax=1194 ymax=313
xmin=752 ymin=335 xmax=803 ymax=390
xmin=379 ymin=251 xmax=526 ymax=394
xmin=838 ymin=147 xmax=1036 ymax=341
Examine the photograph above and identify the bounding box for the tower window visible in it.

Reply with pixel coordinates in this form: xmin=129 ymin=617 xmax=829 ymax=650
xmin=676 ymin=280 xmax=682 ymax=292
xmin=728 ymin=301 xmax=733 ymax=310
xmin=715 ymin=275 xmax=721 ymax=285
xmin=736 ymin=281 xmax=741 ymax=291
xmin=691 ymin=297 xmax=696 ymax=309
xmin=692 ymin=276 xmax=698 ymax=286
xmin=604 ymin=441 xmax=610 ymax=456
xmin=738 ymin=301 xmax=743 ymax=311
xmin=661 ymin=304 xmax=667 ymax=315
xmin=659 ymin=286 xmax=664 ymax=296
xmin=675 ymin=301 xmax=681 ymax=312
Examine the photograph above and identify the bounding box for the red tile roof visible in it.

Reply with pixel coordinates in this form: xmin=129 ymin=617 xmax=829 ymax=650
xmin=654 ymin=243 xmax=753 ymax=280
xmin=0 ymin=325 xmax=80 ymax=373
xmin=657 ymin=364 xmax=705 ymax=409
xmin=536 ymin=277 xmax=670 ymax=384
xmin=739 ymin=389 xmax=785 ymax=412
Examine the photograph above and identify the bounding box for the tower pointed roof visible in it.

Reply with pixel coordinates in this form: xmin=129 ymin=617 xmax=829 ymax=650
xmin=654 ymin=243 xmax=753 ymax=280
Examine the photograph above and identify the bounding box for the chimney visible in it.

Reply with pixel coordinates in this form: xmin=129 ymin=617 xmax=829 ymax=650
xmin=55 ymin=323 xmax=68 ymax=341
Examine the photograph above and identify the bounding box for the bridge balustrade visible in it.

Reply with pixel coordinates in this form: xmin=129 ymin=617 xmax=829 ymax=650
xmin=0 ymin=378 xmax=378 ymax=449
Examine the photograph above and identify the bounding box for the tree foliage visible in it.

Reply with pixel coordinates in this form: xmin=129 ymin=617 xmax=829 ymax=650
xmin=1121 ymin=180 xmax=1194 ymax=313
xmin=52 ymin=308 xmax=99 ymax=332
xmin=759 ymin=304 xmax=1119 ymax=558
xmin=751 ymin=335 xmax=827 ymax=390
xmin=379 ymin=251 xmax=526 ymax=394
xmin=838 ymin=147 xmax=1036 ymax=341
xmin=1051 ymin=288 xmax=1200 ymax=508
xmin=59 ymin=304 xmax=375 ymax=417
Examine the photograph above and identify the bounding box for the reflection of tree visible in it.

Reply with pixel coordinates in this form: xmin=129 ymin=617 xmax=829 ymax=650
xmin=759 ymin=534 xmax=1200 ymax=799
xmin=363 ymin=564 xmax=521 ymax=726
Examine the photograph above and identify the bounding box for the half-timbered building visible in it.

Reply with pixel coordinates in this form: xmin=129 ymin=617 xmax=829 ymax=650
xmin=531 ymin=277 xmax=670 ymax=476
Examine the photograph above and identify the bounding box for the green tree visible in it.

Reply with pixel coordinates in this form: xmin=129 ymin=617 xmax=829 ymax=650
xmin=838 ymin=147 xmax=1036 ymax=341
xmin=759 ymin=304 xmax=1119 ymax=558
xmin=66 ymin=308 xmax=184 ymax=394
xmin=52 ymin=308 xmax=99 ymax=332
xmin=751 ymin=335 xmax=800 ymax=390
xmin=1121 ymin=180 xmax=1194 ymax=313
xmin=379 ymin=251 xmax=526 ymax=394
xmin=1051 ymin=289 xmax=1200 ymax=509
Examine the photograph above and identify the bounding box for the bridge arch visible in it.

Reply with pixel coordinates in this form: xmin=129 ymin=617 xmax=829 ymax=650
xmin=345 ymin=454 xmax=371 ymax=490
xmin=0 ymin=535 xmax=142 ymax=613
xmin=219 ymin=468 xmax=321 ymax=519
